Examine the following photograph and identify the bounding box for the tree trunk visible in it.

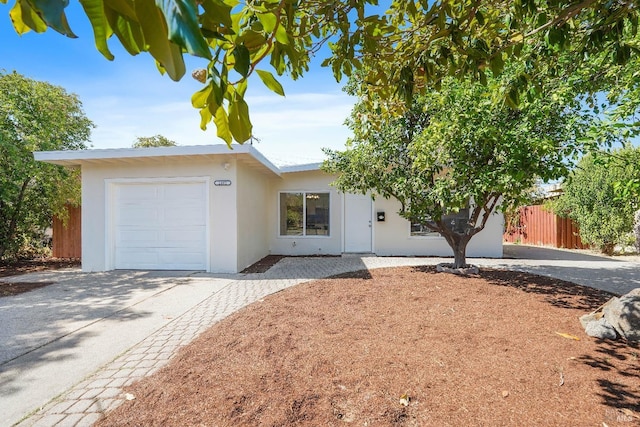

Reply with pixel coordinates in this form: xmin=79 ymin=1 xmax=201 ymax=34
xmin=439 ymin=227 xmax=473 ymax=269
xmin=452 ymin=240 xmax=468 ymax=269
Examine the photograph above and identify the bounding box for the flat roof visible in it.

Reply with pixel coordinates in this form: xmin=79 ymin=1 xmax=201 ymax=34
xmin=34 ymin=144 xmax=282 ymax=176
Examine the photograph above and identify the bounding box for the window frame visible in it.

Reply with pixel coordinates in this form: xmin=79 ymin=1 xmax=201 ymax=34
xmin=408 ymin=208 xmax=471 ymax=239
xmin=278 ymin=191 xmax=331 ymax=238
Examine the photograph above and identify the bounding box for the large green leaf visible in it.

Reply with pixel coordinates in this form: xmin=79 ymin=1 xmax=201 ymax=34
xmin=233 ymin=45 xmax=250 ymax=77
xmin=228 ymin=97 xmax=252 ymax=143
xmin=105 ymin=0 xmax=136 ymax=19
xmin=104 ymin=7 xmax=144 ymax=55
xmin=79 ymin=0 xmax=115 ymax=60
xmin=155 ymin=0 xmax=212 ymax=59
xmin=213 ymin=106 xmax=232 ymax=145
xmin=199 ymin=107 xmax=212 ymax=130
xmin=191 ymin=84 xmax=212 ymax=108
xmin=28 ymin=0 xmax=77 ymax=37
xmin=9 ymin=0 xmax=47 ymax=34
xmin=200 ymin=0 xmax=233 ymax=30
xmin=256 ymin=69 xmax=284 ymax=96
xmin=134 ymin=0 xmax=185 ymax=81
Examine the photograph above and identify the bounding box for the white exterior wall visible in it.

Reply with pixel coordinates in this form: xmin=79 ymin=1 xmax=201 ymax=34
xmin=372 ymin=197 xmax=504 ymax=258
xmin=235 ymin=162 xmax=275 ymax=271
xmin=269 ymin=170 xmax=343 ymax=256
xmin=80 ymin=157 xmax=240 ymax=273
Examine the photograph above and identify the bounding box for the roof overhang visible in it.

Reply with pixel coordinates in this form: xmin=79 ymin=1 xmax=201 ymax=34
xmin=34 ymin=144 xmax=282 ymax=177
xmin=279 ymin=162 xmax=323 ymax=173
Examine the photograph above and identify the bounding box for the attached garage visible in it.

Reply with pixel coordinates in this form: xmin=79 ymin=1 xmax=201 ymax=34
xmin=108 ymin=180 xmax=209 ymax=271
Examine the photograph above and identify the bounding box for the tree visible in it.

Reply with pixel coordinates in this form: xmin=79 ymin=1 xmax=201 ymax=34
xmin=0 ymin=71 xmax=93 ymax=260
xmin=4 ymin=1 xmax=639 ymax=144
xmin=132 ymin=135 xmax=177 ymax=148
xmin=323 ymin=74 xmax=596 ymax=268
xmin=550 ymin=146 xmax=640 ymax=255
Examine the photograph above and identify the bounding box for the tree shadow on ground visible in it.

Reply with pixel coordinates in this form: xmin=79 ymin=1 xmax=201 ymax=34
xmin=579 ymin=339 xmax=640 ymax=416
xmin=413 ymin=266 xmax=615 ymax=311
xmin=414 ymin=266 xmax=640 ymax=419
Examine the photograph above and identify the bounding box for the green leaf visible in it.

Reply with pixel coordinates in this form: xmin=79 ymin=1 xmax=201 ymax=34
xmin=240 ymin=29 xmax=267 ymax=51
xmin=29 ymin=0 xmax=77 ymax=37
xmin=104 ymin=7 xmax=144 ymax=55
xmin=79 ymin=0 xmax=115 ymax=60
xmin=228 ymin=97 xmax=252 ymax=143
xmin=134 ymin=0 xmax=186 ymax=81
xmin=274 ymin=24 xmax=289 ymax=45
xmin=213 ymin=106 xmax=232 ymax=145
xmin=256 ymin=69 xmax=285 ymax=96
xmin=199 ymin=106 xmax=212 ymax=130
xmin=257 ymin=12 xmax=277 ymax=32
xmin=191 ymin=84 xmax=212 ymax=108
xmin=154 ymin=0 xmax=212 ymax=59
xmin=233 ymin=45 xmax=251 ymax=77
xmin=200 ymin=0 xmax=232 ymax=29
xmin=9 ymin=0 xmax=48 ymax=34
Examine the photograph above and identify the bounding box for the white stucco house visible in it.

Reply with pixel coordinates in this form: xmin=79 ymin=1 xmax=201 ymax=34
xmin=34 ymin=144 xmax=503 ymax=273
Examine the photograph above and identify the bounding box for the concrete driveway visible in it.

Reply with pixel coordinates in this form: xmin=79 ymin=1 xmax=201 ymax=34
xmin=0 ymin=269 xmax=234 ymax=426
xmin=2 ymin=244 xmax=639 ymax=426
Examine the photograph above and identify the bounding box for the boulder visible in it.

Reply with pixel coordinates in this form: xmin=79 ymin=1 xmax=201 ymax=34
xmin=602 ymin=291 xmax=640 ymax=342
xmin=583 ymin=316 xmax=618 ymax=340
xmin=581 ymin=288 xmax=640 ymax=342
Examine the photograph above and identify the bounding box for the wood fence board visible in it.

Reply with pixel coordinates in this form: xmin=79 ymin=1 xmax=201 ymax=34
xmin=504 ymin=205 xmax=588 ymax=249
xmin=52 ymin=205 xmax=81 ymax=258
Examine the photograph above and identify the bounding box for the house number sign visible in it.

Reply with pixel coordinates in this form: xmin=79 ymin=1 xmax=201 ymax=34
xmin=214 ymin=180 xmax=232 ymax=186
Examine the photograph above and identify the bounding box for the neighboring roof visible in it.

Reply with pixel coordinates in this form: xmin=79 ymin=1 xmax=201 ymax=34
xmin=33 ymin=144 xmax=282 ymax=177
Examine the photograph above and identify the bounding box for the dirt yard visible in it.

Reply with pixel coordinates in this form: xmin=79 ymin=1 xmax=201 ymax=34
xmin=96 ymin=266 xmax=639 ymax=426
xmin=0 ymin=258 xmax=79 ymax=297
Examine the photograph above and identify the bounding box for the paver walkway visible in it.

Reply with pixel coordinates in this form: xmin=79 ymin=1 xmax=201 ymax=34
xmin=8 ymin=247 xmax=640 ymax=426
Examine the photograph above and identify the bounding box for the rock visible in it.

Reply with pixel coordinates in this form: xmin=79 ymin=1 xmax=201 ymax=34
xmin=584 ymin=316 xmax=618 ymax=340
xmin=602 ymin=291 xmax=640 ymax=342
xmin=580 ymin=288 xmax=640 ymax=342
xmin=436 ymin=263 xmax=479 ymax=275
xmin=579 ymin=311 xmax=604 ymax=330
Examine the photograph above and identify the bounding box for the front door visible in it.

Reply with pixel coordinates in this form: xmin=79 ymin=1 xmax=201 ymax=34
xmin=344 ymin=193 xmax=373 ymax=253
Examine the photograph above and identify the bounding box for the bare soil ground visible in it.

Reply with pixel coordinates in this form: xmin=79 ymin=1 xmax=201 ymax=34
xmin=97 ymin=266 xmax=640 ymax=426
xmin=0 ymin=258 xmax=79 ymax=297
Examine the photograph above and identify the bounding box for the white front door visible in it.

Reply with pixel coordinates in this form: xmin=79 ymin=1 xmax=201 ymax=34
xmin=344 ymin=193 xmax=373 ymax=253
xmin=112 ymin=181 xmax=208 ymax=270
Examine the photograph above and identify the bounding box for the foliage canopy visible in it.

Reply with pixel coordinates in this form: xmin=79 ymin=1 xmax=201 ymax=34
xmin=324 ymin=73 xmax=598 ymax=268
xmin=0 ymin=71 xmax=93 ymax=259
xmin=4 ymin=0 xmax=640 ymax=144
xmin=132 ymin=134 xmax=178 ymax=148
xmin=550 ymin=146 xmax=640 ymax=254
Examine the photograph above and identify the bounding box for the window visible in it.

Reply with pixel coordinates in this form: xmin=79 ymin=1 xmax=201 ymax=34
xmin=279 ymin=192 xmax=330 ymax=236
xmin=410 ymin=208 xmax=470 ymax=237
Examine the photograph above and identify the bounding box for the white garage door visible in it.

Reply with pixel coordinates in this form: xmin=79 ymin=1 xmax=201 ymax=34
xmin=113 ymin=181 xmax=208 ymax=270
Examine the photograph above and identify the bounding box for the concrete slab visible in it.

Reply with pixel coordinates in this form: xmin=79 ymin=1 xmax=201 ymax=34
xmin=0 ymin=270 xmax=234 ymax=426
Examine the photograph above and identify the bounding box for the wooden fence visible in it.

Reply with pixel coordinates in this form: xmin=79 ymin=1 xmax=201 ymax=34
xmin=52 ymin=205 xmax=81 ymax=258
xmin=503 ymin=204 xmax=589 ymax=249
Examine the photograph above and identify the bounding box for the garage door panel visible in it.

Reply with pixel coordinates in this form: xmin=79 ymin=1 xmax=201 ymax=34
xmin=117 ymin=229 xmax=160 ymax=245
xmin=158 ymin=250 xmax=206 ymax=266
xmin=162 ymin=228 xmax=206 ymax=244
xmin=118 ymin=207 xmax=161 ymax=226
xmin=164 ymin=183 xmax=205 ymax=199
xmin=118 ymin=185 xmax=160 ymax=201
xmin=113 ymin=181 xmax=208 ymax=270
xmin=164 ymin=207 xmax=206 ymax=224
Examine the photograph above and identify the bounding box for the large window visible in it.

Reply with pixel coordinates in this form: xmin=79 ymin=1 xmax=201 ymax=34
xmin=410 ymin=208 xmax=470 ymax=237
xmin=279 ymin=192 xmax=330 ymax=236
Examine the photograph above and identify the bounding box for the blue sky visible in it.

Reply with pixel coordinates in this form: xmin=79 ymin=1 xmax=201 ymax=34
xmin=1 ymin=3 xmax=354 ymax=165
